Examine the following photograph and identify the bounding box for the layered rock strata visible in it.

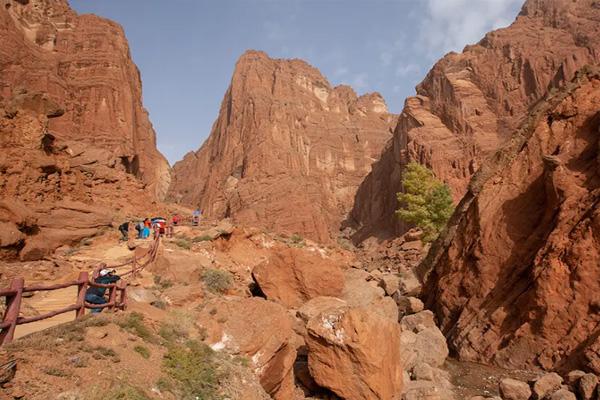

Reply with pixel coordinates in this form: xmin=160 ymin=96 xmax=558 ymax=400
xmin=350 ymin=0 xmax=600 ymax=241
xmin=168 ymin=50 xmax=395 ymax=243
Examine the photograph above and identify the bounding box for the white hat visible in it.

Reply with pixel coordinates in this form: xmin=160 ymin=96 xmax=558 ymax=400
xmin=99 ymin=268 xmax=111 ymax=277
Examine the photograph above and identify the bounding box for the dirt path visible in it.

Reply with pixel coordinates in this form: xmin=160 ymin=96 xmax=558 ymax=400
xmin=15 ymin=286 xmax=79 ymax=339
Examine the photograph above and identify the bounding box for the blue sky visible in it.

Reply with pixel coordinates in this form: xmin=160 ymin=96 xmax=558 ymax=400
xmin=70 ymin=0 xmax=523 ymax=165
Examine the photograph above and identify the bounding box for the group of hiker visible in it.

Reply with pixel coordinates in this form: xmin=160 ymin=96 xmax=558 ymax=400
xmin=90 ymin=210 xmax=202 ymax=314
xmin=118 ymin=210 xmax=203 ymax=241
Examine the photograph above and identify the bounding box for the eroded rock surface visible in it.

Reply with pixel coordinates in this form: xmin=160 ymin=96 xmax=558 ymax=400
xmin=252 ymin=247 xmax=345 ymax=308
xmin=350 ymin=0 xmax=600 ymax=241
xmin=197 ymin=296 xmax=297 ymax=400
xmin=306 ymin=306 xmax=403 ymax=400
xmin=422 ymin=70 xmax=600 ymax=372
xmin=168 ymin=50 xmax=395 ymax=243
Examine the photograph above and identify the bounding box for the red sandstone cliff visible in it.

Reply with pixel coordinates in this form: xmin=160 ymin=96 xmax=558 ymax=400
xmin=350 ymin=0 xmax=600 ymax=242
xmin=0 ymin=0 xmax=170 ymax=260
xmin=420 ymin=67 xmax=600 ymax=373
xmin=168 ymin=51 xmax=395 ymax=242
xmin=0 ymin=0 xmax=170 ymax=198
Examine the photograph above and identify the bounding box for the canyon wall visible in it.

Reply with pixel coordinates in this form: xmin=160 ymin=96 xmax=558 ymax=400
xmin=0 ymin=0 xmax=170 ymax=198
xmin=0 ymin=0 xmax=170 ymax=259
xmin=168 ymin=51 xmax=395 ymax=242
xmin=349 ymin=0 xmax=600 ymax=241
xmin=421 ymin=68 xmax=600 ymax=373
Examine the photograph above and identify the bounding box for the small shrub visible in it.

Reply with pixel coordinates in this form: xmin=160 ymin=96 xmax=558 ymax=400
xmin=151 ymin=300 xmax=167 ymax=310
xmin=92 ymin=346 xmax=120 ymax=363
xmin=159 ymin=311 xmax=197 ymax=344
xmin=43 ymin=367 xmax=70 ymax=377
xmin=192 ymin=235 xmax=213 ymax=243
xmin=134 ymin=345 xmax=151 ymax=359
xmin=233 ymin=356 xmax=249 ymax=367
xmin=117 ymin=312 xmax=157 ymax=343
xmin=162 ymin=340 xmax=223 ymax=399
xmin=396 ymin=162 xmax=454 ymax=242
xmin=153 ymin=275 xmax=173 ymax=290
xmin=86 ymin=384 xmax=151 ymax=400
xmin=290 ymin=234 xmax=303 ymax=243
xmin=174 ymin=238 xmax=191 ymax=250
xmin=337 ymin=237 xmax=354 ymax=251
xmin=156 ymin=377 xmax=174 ymax=393
xmin=201 ymin=269 xmax=233 ymax=294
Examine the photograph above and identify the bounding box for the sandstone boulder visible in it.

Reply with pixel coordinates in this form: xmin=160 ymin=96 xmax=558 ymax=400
xmin=578 ymin=373 xmax=598 ymax=400
xmin=19 ymin=200 xmax=112 ymax=261
xmin=533 ymin=373 xmax=563 ymax=400
xmin=499 ymin=378 xmax=531 ymax=400
xmin=396 ymin=296 xmax=425 ymax=316
xmin=548 ymin=389 xmax=576 ymax=400
xmin=402 ymin=380 xmax=455 ymax=400
xmin=252 ymin=247 xmax=344 ymax=308
xmin=379 ymin=274 xmax=400 ymax=296
xmin=343 ymin=268 xmax=398 ymax=321
xmin=306 ymin=307 xmax=403 ymax=400
xmin=297 ymin=296 xmax=347 ymax=324
xmin=197 ymin=297 xmax=296 ymax=399
xmin=566 ymin=370 xmax=585 ymax=387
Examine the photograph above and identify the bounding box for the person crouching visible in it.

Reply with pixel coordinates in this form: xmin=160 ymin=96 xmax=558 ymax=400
xmin=85 ymin=268 xmax=121 ymax=313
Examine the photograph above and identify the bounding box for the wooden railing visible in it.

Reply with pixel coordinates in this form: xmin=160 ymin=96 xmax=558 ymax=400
xmin=0 ymin=235 xmax=161 ymax=346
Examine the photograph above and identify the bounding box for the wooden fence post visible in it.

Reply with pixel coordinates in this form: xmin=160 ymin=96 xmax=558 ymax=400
xmin=107 ymin=285 xmax=117 ymax=312
xmin=76 ymin=271 xmax=89 ymax=319
xmin=118 ymin=281 xmax=127 ymax=310
xmin=0 ymin=278 xmax=24 ymax=345
xmin=132 ymin=254 xmax=137 ymax=277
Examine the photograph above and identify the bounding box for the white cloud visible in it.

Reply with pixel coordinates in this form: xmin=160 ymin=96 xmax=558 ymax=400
xmin=333 ymin=66 xmax=349 ymax=78
xmin=420 ymin=0 xmax=523 ymax=58
xmin=380 ymin=51 xmax=394 ymax=67
xmin=351 ymin=73 xmax=369 ymax=90
xmin=395 ymin=63 xmax=420 ymax=77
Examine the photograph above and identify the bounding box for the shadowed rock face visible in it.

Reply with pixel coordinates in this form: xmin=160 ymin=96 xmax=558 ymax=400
xmin=421 ymin=69 xmax=600 ymax=373
xmin=168 ymin=50 xmax=396 ymax=243
xmin=349 ymin=0 xmax=600 ymax=242
xmin=0 ymin=0 xmax=170 ymax=198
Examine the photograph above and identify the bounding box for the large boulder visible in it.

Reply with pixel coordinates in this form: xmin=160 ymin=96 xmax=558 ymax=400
xmin=532 ymin=373 xmax=563 ymax=400
xmin=252 ymin=247 xmax=344 ymax=308
xmin=19 ymin=200 xmax=112 ymax=260
xmin=399 ymin=311 xmax=449 ymax=370
xmin=499 ymin=378 xmax=532 ymax=400
xmin=197 ymin=297 xmax=296 ymax=400
xmin=343 ymin=268 xmax=399 ymax=321
xmin=306 ymin=306 xmax=403 ymax=400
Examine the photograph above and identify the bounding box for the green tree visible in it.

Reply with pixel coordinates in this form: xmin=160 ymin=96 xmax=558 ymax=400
xmin=396 ymin=162 xmax=454 ymax=242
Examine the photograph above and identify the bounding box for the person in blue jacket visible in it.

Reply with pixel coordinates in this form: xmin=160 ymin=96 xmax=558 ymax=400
xmin=85 ymin=268 xmax=121 ymax=313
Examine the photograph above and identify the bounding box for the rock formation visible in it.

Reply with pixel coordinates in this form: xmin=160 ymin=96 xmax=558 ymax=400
xmin=306 ymin=306 xmax=403 ymax=400
xmin=197 ymin=297 xmax=297 ymax=400
xmin=252 ymin=247 xmax=345 ymax=308
xmin=0 ymin=0 xmax=170 ymax=198
xmin=0 ymin=0 xmax=170 ymax=259
xmin=168 ymin=50 xmax=395 ymax=243
xmin=350 ymin=0 xmax=600 ymax=241
xmin=421 ymin=68 xmax=600 ymax=372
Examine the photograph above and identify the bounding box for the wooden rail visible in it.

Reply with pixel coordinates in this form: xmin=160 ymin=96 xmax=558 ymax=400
xmin=0 ymin=235 xmax=161 ymax=346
